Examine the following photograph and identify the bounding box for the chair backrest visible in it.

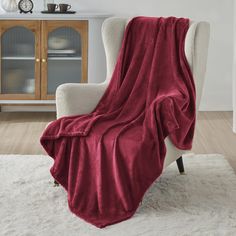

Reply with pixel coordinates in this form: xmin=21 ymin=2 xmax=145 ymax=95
xmin=101 ymin=17 xmax=210 ymax=110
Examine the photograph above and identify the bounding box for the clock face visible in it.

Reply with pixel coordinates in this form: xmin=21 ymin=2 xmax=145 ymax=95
xmin=18 ymin=0 xmax=33 ymax=13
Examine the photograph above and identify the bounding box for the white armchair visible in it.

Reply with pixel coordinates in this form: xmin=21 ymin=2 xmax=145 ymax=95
xmin=55 ymin=17 xmax=210 ymax=173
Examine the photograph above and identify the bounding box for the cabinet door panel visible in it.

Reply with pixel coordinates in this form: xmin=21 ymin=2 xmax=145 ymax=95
xmin=0 ymin=20 xmax=41 ymax=100
xmin=41 ymin=20 xmax=88 ymax=100
xmin=47 ymin=60 xmax=82 ymax=94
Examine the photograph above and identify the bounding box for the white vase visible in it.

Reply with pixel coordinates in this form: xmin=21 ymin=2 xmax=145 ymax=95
xmin=1 ymin=0 xmax=17 ymax=12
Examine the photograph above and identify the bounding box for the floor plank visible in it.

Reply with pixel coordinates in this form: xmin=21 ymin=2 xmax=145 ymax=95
xmin=0 ymin=111 xmax=235 ymax=172
xmin=0 ymin=112 xmax=55 ymax=155
xmin=192 ymin=112 xmax=236 ymax=172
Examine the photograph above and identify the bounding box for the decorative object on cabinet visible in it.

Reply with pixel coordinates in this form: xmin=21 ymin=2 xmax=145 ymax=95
xmin=59 ymin=4 xmax=71 ymax=13
xmin=41 ymin=10 xmax=76 ymax=14
xmin=46 ymin=3 xmax=58 ymax=13
xmin=18 ymin=0 xmax=34 ymax=14
xmin=48 ymin=36 xmax=70 ymax=49
xmin=1 ymin=0 xmax=17 ymax=12
xmin=23 ymin=79 xmax=35 ymax=94
xmin=3 ymin=69 xmax=25 ymax=93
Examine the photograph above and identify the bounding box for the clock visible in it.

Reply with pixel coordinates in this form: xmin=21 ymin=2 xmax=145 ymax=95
xmin=18 ymin=0 xmax=34 ymax=14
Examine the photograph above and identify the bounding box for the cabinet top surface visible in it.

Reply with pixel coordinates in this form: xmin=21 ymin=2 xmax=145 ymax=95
xmin=0 ymin=12 xmax=112 ymax=20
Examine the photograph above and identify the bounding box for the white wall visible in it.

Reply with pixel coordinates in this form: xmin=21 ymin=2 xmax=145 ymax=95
xmin=233 ymin=0 xmax=236 ymax=132
xmin=1 ymin=0 xmax=234 ymax=111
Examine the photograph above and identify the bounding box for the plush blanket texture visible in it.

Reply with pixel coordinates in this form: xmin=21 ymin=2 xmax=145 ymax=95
xmin=41 ymin=16 xmax=195 ymax=228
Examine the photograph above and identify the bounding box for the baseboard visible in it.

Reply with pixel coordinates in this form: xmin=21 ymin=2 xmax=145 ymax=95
xmin=199 ymin=103 xmax=233 ymax=111
xmin=0 ymin=104 xmax=233 ymax=112
xmin=1 ymin=106 xmax=56 ymax=112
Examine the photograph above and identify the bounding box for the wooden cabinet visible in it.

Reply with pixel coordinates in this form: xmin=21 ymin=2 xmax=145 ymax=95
xmin=0 ymin=20 xmax=88 ymax=101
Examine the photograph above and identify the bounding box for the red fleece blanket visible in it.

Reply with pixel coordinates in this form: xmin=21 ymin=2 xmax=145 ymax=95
xmin=41 ymin=16 xmax=195 ymax=228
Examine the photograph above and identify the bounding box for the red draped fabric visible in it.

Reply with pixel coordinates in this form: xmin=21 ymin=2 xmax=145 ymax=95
xmin=41 ymin=16 xmax=195 ymax=228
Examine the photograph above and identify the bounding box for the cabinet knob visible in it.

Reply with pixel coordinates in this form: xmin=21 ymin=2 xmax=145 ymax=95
xmin=42 ymin=59 xmax=47 ymax=63
xmin=36 ymin=58 xmax=40 ymax=62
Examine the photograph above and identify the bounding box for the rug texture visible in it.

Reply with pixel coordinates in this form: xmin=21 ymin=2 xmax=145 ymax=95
xmin=0 ymin=154 xmax=236 ymax=236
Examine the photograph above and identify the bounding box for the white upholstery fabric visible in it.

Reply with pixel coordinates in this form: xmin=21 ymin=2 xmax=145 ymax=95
xmin=56 ymin=17 xmax=210 ymax=169
xmin=56 ymin=82 xmax=108 ymax=117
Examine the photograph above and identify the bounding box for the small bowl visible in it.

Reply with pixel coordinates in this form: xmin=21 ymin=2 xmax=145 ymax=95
xmin=48 ymin=37 xmax=70 ymax=50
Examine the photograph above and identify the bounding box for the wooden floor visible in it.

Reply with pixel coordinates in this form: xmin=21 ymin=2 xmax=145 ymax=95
xmin=0 ymin=111 xmax=236 ymax=172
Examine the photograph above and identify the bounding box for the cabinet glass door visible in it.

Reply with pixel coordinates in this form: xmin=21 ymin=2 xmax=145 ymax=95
xmin=42 ymin=21 xmax=88 ymax=100
xmin=0 ymin=21 xmax=40 ymax=100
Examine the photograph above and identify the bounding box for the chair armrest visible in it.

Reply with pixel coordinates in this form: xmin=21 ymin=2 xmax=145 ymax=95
xmin=56 ymin=82 xmax=108 ymax=118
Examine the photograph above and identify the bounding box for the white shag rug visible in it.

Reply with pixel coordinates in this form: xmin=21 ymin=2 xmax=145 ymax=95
xmin=0 ymin=154 xmax=236 ymax=236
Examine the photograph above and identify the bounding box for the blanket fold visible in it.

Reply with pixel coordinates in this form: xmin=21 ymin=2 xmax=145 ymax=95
xmin=41 ymin=16 xmax=195 ymax=228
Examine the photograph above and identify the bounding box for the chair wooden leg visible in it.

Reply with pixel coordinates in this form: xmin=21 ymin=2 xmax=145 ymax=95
xmin=176 ymin=156 xmax=185 ymax=175
xmin=54 ymin=180 xmax=59 ymax=187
